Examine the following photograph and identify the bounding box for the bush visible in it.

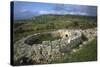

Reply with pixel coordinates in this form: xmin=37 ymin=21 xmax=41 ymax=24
xmin=81 ymin=33 xmax=88 ymax=41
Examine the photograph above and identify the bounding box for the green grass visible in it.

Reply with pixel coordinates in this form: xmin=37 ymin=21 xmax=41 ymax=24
xmin=13 ymin=14 xmax=97 ymax=43
xmin=68 ymin=38 xmax=97 ymax=62
xmin=51 ymin=38 xmax=97 ymax=63
xmin=25 ymin=33 xmax=61 ymax=45
xmin=13 ymin=14 xmax=97 ymax=64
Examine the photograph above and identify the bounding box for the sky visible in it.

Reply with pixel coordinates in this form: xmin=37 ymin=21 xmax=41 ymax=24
xmin=12 ymin=1 xmax=97 ymax=20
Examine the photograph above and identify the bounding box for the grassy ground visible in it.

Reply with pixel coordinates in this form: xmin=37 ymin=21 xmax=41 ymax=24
xmin=25 ymin=33 xmax=61 ymax=45
xmin=13 ymin=15 xmax=97 ymax=43
xmin=51 ymin=38 xmax=97 ymax=63
xmin=13 ymin=14 xmax=97 ymax=64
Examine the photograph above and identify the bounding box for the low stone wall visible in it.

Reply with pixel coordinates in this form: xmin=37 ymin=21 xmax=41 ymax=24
xmin=14 ymin=28 xmax=97 ymax=65
xmin=14 ymin=29 xmax=83 ymax=64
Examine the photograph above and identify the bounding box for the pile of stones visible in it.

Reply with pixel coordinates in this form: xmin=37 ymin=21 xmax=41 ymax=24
xmin=13 ymin=28 xmax=97 ymax=65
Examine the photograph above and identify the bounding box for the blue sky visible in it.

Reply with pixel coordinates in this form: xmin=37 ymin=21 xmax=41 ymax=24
xmin=13 ymin=1 xmax=97 ymax=20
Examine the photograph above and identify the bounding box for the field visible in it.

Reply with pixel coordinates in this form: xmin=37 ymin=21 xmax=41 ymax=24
xmin=51 ymin=38 xmax=97 ymax=63
xmin=13 ymin=14 xmax=97 ymax=43
xmin=13 ymin=14 xmax=97 ymax=65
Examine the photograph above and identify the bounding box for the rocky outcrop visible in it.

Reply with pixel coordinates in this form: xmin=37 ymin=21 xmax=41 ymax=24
xmin=14 ymin=28 xmax=97 ymax=65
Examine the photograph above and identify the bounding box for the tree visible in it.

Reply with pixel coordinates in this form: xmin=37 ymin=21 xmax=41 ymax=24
xmin=72 ymin=21 xmax=79 ymax=28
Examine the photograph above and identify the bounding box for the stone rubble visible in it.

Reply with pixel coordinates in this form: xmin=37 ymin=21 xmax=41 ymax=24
xmin=14 ymin=28 xmax=97 ymax=65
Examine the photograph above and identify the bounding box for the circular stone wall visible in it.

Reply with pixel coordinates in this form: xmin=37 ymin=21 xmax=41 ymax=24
xmin=24 ymin=32 xmax=61 ymax=45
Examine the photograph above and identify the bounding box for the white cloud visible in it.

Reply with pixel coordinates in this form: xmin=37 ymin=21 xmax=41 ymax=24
xmin=39 ymin=10 xmax=57 ymax=14
xmin=38 ymin=10 xmax=88 ymax=16
xmin=67 ymin=11 xmax=88 ymax=15
xmin=77 ymin=12 xmax=88 ymax=15
xmin=19 ymin=9 xmax=29 ymax=12
xmin=39 ymin=10 xmax=67 ymax=15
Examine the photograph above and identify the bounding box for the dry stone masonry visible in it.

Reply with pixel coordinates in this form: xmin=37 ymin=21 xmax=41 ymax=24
xmin=14 ymin=28 xmax=97 ymax=65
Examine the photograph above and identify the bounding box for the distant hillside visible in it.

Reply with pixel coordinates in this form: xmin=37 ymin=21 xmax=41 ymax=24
xmin=13 ymin=14 xmax=97 ymax=43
